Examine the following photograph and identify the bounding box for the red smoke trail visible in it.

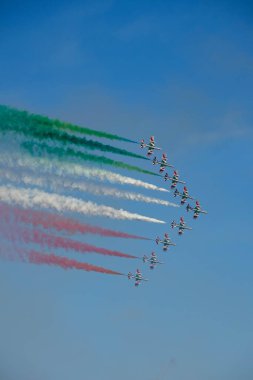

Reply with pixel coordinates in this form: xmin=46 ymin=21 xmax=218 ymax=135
xmin=0 ymin=246 xmax=122 ymax=275
xmin=0 ymin=203 xmax=149 ymax=240
xmin=27 ymin=251 xmax=123 ymax=275
xmin=12 ymin=228 xmax=137 ymax=259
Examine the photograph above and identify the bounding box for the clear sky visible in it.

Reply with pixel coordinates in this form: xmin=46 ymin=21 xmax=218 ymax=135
xmin=0 ymin=1 xmax=253 ymax=379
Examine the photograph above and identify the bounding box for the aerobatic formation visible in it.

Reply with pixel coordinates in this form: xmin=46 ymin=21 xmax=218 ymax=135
xmin=0 ymin=106 xmax=207 ymax=286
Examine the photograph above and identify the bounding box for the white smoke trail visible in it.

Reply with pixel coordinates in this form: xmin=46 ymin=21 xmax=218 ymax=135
xmin=0 ymin=168 xmax=178 ymax=208
xmin=0 ymin=153 xmax=168 ymax=192
xmin=0 ymin=185 xmax=166 ymax=224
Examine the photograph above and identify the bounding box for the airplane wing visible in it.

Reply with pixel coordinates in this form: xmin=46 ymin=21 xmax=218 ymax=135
xmin=146 ymin=145 xmax=161 ymax=151
xmin=152 ymin=146 xmax=161 ymax=151
xmin=147 ymin=147 xmax=154 ymax=156
xmin=136 ymin=276 xmax=149 ymax=281
xmin=167 ymin=176 xmax=185 ymax=185
xmin=163 ymin=162 xmax=174 ymax=168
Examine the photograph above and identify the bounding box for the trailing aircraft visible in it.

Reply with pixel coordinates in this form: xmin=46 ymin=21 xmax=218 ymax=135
xmin=186 ymin=201 xmax=208 ymax=219
xmin=140 ymin=136 xmax=161 ymax=156
xmin=152 ymin=153 xmax=173 ymax=172
xmin=143 ymin=252 xmax=164 ymax=270
xmin=128 ymin=269 xmax=148 ymax=286
xmin=174 ymin=186 xmax=194 ymax=204
xmin=164 ymin=170 xmax=186 ymax=189
xmin=155 ymin=233 xmax=176 ymax=251
xmin=171 ymin=216 xmax=192 ymax=235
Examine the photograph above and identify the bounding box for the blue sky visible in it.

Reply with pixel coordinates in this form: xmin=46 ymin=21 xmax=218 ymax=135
xmin=0 ymin=1 xmax=253 ymax=379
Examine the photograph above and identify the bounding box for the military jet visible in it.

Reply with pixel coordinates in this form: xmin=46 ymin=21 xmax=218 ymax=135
xmin=171 ymin=217 xmax=192 ymax=235
xmin=140 ymin=136 xmax=161 ymax=156
xmin=152 ymin=153 xmax=174 ymax=172
xmin=174 ymin=186 xmax=194 ymax=205
xmin=143 ymin=252 xmax=164 ymax=270
xmin=186 ymin=201 xmax=208 ymax=219
xmin=164 ymin=170 xmax=186 ymax=189
xmin=155 ymin=233 xmax=176 ymax=251
xmin=128 ymin=269 xmax=148 ymax=286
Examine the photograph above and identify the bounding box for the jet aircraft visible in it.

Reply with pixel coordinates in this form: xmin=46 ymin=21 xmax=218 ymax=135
xmin=128 ymin=269 xmax=148 ymax=286
xmin=140 ymin=136 xmax=161 ymax=156
xmin=143 ymin=252 xmax=164 ymax=270
xmin=155 ymin=233 xmax=176 ymax=251
xmin=152 ymin=153 xmax=173 ymax=172
xmin=171 ymin=217 xmax=192 ymax=235
xmin=164 ymin=170 xmax=186 ymax=189
xmin=174 ymin=186 xmax=194 ymax=204
xmin=186 ymin=201 xmax=208 ymax=219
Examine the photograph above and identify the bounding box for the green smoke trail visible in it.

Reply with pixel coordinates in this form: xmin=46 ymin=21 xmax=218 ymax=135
xmin=22 ymin=141 xmax=160 ymax=177
xmin=0 ymin=105 xmax=137 ymax=147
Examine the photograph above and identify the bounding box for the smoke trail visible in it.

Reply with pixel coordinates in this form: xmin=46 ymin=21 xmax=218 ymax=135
xmin=0 ymin=168 xmax=177 ymax=207
xmin=0 ymin=185 xmax=166 ymax=223
xmin=0 ymin=246 xmax=122 ymax=275
xmin=0 ymin=153 xmax=168 ymax=192
xmin=0 ymin=108 xmax=146 ymax=160
xmin=22 ymin=141 xmax=159 ymax=177
xmin=0 ymin=203 xmax=149 ymax=240
xmin=0 ymin=226 xmax=137 ymax=259
xmin=0 ymin=104 xmax=136 ymax=143
xmin=28 ymin=250 xmax=123 ymax=275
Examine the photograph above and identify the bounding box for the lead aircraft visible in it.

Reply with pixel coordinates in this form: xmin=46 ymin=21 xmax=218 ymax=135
xmin=152 ymin=153 xmax=173 ymax=172
xmin=171 ymin=216 xmax=192 ymax=235
xmin=143 ymin=252 xmax=164 ymax=270
xmin=155 ymin=233 xmax=176 ymax=251
xmin=140 ymin=136 xmax=161 ymax=156
xmin=164 ymin=170 xmax=186 ymax=189
xmin=174 ymin=186 xmax=194 ymax=205
xmin=186 ymin=201 xmax=208 ymax=219
xmin=128 ymin=269 xmax=148 ymax=286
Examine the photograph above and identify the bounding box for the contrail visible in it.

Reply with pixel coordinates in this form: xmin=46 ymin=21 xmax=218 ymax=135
xmin=0 ymin=112 xmax=146 ymax=160
xmin=0 ymin=246 xmax=122 ymax=276
xmin=0 ymin=185 xmax=166 ymax=223
xmin=0 ymin=226 xmax=137 ymax=259
xmin=0 ymin=104 xmax=136 ymax=143
xmin=0 ymin=153 xmax=168 ymax=192
xmin=22 ymin=140 xmax=160 ymax=177
xmin=28 ymin=251 xmax=123 ymax=275
xmin=0 ymin=203 xmax=149 ymax=240
xmin=0 ymin=168 xmax=177 ymax=207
